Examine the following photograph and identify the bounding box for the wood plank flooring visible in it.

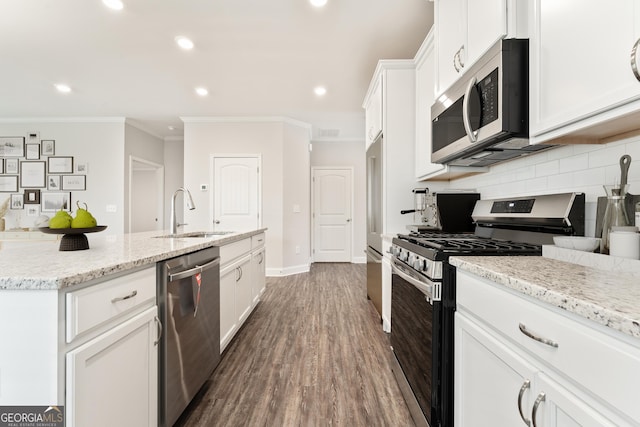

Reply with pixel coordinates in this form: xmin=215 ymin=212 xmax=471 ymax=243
xmin=175 ymin=263 xmax=414 ymax=427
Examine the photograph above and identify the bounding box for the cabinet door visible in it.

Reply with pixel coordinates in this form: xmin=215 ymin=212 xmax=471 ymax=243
xmin=532 ymin=373 xmax=618 ymax=427
xmin=66 ymin=306 xmax=158 ymax=427
xmin=235 ymin=255 xmax=253 ymax=325
xmin=435 ymin=0 xmax=465 ymax=94
xmin=455 ymin=313 xmax=536 ymax=427
xmin=219 ymin=264 xmax=237 ymax=352
xmin=252 ymin=248 xmax=266 ymax=305
xmin=466 ymin=0 xmax=507 ymax=66
xmin=530 ymin=0 xmax=640 ymax=138
xmin=365 ymin=74 xmax=383 ymax=147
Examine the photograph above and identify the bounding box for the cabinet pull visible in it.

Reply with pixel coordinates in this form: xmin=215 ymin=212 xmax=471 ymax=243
xmin=519 ymin=323 xmax=558 ymax=348
xmin=631 ymin=39 xmax=640 ymax=82
xmin=531 ymin=392 xmax=545 ymax=427
xmin=458 ymin=45 xmax=465 ymax=68
xmin=453 ymin=51 xmax=460 ymax=72
xmin=258 ymin=252 xmax=264 ymax=264
xmin=518 ymin=379 xmax=531 ymax=426
xmin=153 ymin=316 xmax=163 ymax=346
xmin=111 ymin=290 xmax=137 ymax=303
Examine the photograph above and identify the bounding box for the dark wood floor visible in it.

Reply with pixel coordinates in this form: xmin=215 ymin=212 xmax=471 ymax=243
xmin=176 ymin=263 xmax=414 ymax=427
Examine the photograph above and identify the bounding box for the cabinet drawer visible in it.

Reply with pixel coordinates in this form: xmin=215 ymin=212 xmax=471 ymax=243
xmin=66 ymin=267 xmax=156 ymax=343
xmin=251 ymin=233 xmax=265 ymax=249
xmin=220 ymin=238 xmax=251 ymax=265
xmin=457 ymin=270 xmax=640 ymax=423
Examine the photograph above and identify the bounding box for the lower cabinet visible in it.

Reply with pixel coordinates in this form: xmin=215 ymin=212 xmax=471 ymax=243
xmin=66 ymin=306 xmax=158 ymax=427
xmin=455 ymin=270 xmax=639 ymax=427
xmin=252 ymin=247 xmax=266 ymax=305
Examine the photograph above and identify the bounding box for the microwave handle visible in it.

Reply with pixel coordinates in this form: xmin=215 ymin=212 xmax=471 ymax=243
xmin=462 ymin=76 xmax=478 ymax=143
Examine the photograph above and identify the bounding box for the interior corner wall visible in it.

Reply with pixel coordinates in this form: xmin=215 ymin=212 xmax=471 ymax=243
xmin=0 ymin=121 xmax=126 ymax=233
xmin=282 ymin=123 xmax=311 ymax=271
xmin=124 ymin=123 xmax=164 ymax=233
xmin=310 ymin=140 xmax=366 ymax=263
xmin=163 ymin=139 xmax=184 ymax=230
xmin=182 ymin=120 xmax=286 ymax=273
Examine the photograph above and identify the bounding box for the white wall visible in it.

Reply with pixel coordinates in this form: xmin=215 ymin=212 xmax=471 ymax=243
xmin=0 ymin=120 xmax=126 ymax=233
xmin=163 ymin=138 xmax=185 ymax=230
xmin=182 ymin=117 xmax=312 ymax=275
xmin=310 ymin=140 xmax=366 ymax=262
xmin=450 ymin=136 xmax=640 ymax=237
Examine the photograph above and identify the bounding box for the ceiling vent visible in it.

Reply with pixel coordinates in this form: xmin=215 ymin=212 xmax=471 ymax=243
xmin=317 ymin=128 xmax=340 ymax=138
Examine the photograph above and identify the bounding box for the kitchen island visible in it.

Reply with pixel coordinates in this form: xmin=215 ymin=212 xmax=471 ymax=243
xmin=450 ymin=255 xmax=640 ymax=426
xmin=0 ymin=228 xmax=266 ymax=427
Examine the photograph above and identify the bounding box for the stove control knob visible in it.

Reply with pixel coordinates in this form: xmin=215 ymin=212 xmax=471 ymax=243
xmin=413 ymin=258 xmax=425 ymax=271
xmin=408 ymin=253 xmax=416 ymax=265
xmin=392 ymin=246 xmax=401 ymax=257
xmin=400 ymin=250 xmax=409 ymax=262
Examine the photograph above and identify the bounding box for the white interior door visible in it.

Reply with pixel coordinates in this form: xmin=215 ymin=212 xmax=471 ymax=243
xmin=129 ymin=157 xmax=164 ymax=233
xmin=313 ymin=168 xmax=352 ymax=262
xmin=212 ymin=156 xmax=260 ymax=231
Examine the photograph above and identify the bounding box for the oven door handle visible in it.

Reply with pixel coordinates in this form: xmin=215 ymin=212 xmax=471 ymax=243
xmin=391 ymin=259 xmax=441 ymax=304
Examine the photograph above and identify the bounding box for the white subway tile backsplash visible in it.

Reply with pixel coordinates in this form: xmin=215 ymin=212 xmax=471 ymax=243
xmin=558 ymin=153 xmax=589 ymax=172
xmin=547 ymin=172 xmax=574 ymax=190
xmin=535 ymin=159 xmax=559 ymax=177
xmin=588 ymin=144 xmax=627 ymax=168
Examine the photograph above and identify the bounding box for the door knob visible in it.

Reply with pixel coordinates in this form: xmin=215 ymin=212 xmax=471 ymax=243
xmin=346 ymin=218 xmax=351 ymax=222
xmin=214 ymin=220 xmax=220 ymax=224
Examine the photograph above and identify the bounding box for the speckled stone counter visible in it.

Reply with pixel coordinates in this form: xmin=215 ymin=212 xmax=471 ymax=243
xmin=0 ymin=229 xmax=266 ymax=290
xmin=449 ymin=256 xmax=640 ymax=339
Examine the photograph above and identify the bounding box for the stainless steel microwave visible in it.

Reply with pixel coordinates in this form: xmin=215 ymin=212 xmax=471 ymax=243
xmin=431 ymin=39 xmax=552 ymax=167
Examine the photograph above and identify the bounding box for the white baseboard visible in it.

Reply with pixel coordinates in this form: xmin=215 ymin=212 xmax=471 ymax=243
xmin=266 ymin=263 xmax=311 ymax=277
xmin=351 ymin=256 xmax=366 ymax=264
xmin=383 ymin=315 xmax=391 ymax=333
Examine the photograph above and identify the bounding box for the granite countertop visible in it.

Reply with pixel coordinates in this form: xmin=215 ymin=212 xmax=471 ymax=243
xmin=449 ymin=256 xmax=640 ymax=339
xmin=0 ymin=228 xmax=266 ymax=290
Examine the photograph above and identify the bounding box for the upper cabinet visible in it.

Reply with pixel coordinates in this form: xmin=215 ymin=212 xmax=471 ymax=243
xmin=364 ymin=74 xmax=383 ymax=149
xmin=530 ymin=0 xmax=640 ymax=144
xmin=434 ymin=0 xmax=528 ymax=96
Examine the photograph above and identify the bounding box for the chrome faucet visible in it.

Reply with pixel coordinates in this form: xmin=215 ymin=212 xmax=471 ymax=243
xmin=170 ymin=187 xmax=196 ymax=235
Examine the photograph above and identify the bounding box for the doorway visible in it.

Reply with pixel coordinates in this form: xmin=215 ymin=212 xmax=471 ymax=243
xmin=211 ymin=155 xmax=261 ymax=231
xmin=129 ymin=156 xmax=164 ymax=233
xmin=312 ymin=167 xmax=353 ymax=262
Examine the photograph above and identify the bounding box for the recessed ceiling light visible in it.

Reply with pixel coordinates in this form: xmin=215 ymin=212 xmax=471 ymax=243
xmin=195 ymin=87 xmax=209 ymax=97
xmin=314 ymin=86 xmax=327 ymax=96
xmin=310 ymin=0 xmax=327 ymax=7
xmin=102 ymin=0 xmax=124 ymax=10
xmin=168 ymin=125 xmax=176 ymax=131
xmin=175 ymin=36 xmax=194 ymax=50
xmin=54 ymin=83 xmax=72 ymax=93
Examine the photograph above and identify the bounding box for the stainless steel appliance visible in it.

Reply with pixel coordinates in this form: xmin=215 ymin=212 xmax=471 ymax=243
xmin=431 ymin=39 xmax=554 ymax=167
xmin=389 ymin=192 xmax=585 ymax=427
xmin=157 ymin=247 xmax=221 ymax=427
xmin=403 ymin=191 xmax=480 ymax=232
xmin=366 ymin=134 xmax=383 ymax=316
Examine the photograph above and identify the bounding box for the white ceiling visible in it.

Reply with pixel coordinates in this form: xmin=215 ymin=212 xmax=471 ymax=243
xmin=0 ymin=0 xmax=433 ymax=139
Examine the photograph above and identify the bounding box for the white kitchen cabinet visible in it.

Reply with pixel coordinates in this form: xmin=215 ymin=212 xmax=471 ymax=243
xmin=455 ymin=270 xmax=640 ymax=427
xmin=66 ymin=306 xmax=158 ymax=427
xmin=219 ymin=232 xmax=266 ymax=353
xmin=414 ymin=29 xmax=487 ymax=181
xmin=434 ymin=0 xmax=526 ymax=96
xmin=364 ymin=73 xmax=383 ymax=149
xmin=530 ymin=0 xmax=640 ymax=144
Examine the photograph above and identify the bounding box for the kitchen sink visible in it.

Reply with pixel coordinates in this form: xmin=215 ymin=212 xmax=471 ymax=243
xmin=155 ymin=231 xmax=234 ymax=238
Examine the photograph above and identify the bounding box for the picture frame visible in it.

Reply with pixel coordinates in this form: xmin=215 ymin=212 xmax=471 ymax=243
xmin=5 ymin=158 xmax=18 ymax=174
xmin=41 ymin=140 xmax=55 ymax=156
xmin=20 ymin=161 xmax=46 ymax=188
xmin=47 ymin=175 xmax=61 ymax=190
xmin=26 ymin=205 xmax=39 ymax=217
xmin=24 ymin=189 xmax=41 ymax=205
xmin=26 ymin=143 xmax=41 ymax=160
xmin=10 ymin=194 xmax=23 ymax=210
xmin=48 ymin=156 xmax=73 ymax=174
xmin=0 ymin=137 xmax=25 ymax=157
xmin=41 ymin=192 xmax=71 ymax=212
xmin=61 ymin=175 xmax=86 ymax=191
xmin=0 ymin=176 xmax=19 ymax=192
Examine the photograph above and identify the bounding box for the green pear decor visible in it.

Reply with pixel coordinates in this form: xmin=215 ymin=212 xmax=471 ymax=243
xmin=71 ymin=201 xmax=97 ymax=228
xmin=49 ymin=208 xmax=73 ymax=229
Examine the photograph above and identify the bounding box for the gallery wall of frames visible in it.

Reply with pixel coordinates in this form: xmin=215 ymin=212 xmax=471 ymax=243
xmin=0 ymin=131 xmax=88 ymax=221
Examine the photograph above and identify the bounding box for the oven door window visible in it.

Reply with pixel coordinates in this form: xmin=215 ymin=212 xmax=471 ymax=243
xmin=391 ymin=268 xmax=435 ymax=425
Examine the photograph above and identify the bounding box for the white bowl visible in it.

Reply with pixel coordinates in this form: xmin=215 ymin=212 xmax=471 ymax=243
xmin=553 ymin=236 xmax=600 ymax=252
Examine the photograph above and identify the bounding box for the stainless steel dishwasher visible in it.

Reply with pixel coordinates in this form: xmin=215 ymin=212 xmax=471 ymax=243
xmin=157 ymin=246 xmax=220 ymax=427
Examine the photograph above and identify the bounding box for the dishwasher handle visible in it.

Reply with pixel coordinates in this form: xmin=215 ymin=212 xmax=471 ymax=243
xmin=168 ymin=257 xmax=220 ymax=282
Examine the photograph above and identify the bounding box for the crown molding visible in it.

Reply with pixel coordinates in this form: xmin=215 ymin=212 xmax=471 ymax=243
xmin=125 ymin=119 xmax=163 ymax=140
xmin=180 ymin=115 xmax=312 ymax=130
xmin=0 ymin=117 xmax=126 ymax=124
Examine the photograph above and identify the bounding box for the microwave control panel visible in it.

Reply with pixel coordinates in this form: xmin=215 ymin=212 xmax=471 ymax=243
xmin=478 ymin=68 xmax=499 ymax=127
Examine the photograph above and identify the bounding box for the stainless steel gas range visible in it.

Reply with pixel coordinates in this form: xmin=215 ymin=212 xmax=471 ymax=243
xmin=389 ymin=192 xmax=585 ymax=427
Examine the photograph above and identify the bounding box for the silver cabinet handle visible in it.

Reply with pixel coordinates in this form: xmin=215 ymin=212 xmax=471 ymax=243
xmin=258 ymin=252 xmax=264 ymax=264
xmin=453 ymin=50 xmax=460 ymax=72
xmin=111 ymin=290 xmax=137 ymax=303
xmin=519 ymin=323 xmax=559 ymax=348
xmin=518 ymin=379 xmax=531 ymax=426
xmin=168 ymin=257 xmax=220 ymax=282
xmin=531 ymin=392 xmax=546 ymax=427
xmin=153 ymin=315 xmax=163 ymax=346
xmin=462 ymin=76 xmax=478 ymax=142
xmin=458 ymin=45 xmax=465 ymax=68
xmin=631 ymin=39 xmax=640 ymax=82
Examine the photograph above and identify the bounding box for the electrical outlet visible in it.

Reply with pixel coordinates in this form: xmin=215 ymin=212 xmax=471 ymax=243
xmin=200 ymin=184 xmax=208 ymax=191
xmin=295 ymin=245 xmax=300 ymax=254
xmin=106 ymin=204 xmax=117 ymax=213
